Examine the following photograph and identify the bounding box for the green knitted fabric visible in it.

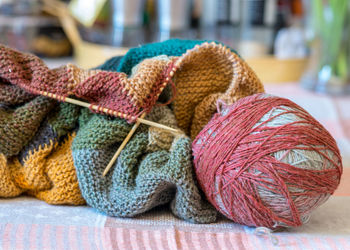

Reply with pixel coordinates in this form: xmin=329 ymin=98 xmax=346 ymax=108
xmin=0 ymin=94 xmax=56 ymax=157
xmin=48 ymin=103 xmax=81 ymax=138
xmin=0 ymin=80 xmax=85 ymax=204
xmin=78 ymin=39 xmax=220 ymax=221
xmin=0 ymin=79 xmax=81 ymax=158
xmin=72 ymin=106 xmax=217 ymax=223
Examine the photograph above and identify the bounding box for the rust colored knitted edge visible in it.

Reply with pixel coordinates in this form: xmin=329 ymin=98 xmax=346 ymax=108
xmin=141 ymin=60 xmax=177 ymax=113
xmin=0 ymin=45 xmax=177 ymax=123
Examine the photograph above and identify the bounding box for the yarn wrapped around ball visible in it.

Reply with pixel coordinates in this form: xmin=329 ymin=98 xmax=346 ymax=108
xmin=192 ymin=93 xmax=342 ymax=229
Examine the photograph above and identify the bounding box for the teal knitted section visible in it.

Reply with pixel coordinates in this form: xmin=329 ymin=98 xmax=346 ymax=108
xmin=96 ymin=55 xmax=123 ymax=72
xmin=98 ymin=39 xmax=239 ymax=74
xmin=98 ymin=39 xmax=205 ymax=74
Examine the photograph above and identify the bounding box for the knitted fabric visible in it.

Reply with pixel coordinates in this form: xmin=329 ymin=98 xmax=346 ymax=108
xmin=0 ymin=82 xmax=85 ymax=204
xmin=172 ymin=42 xmax=264 ymax=138
xmin=0 ymin=95 xmax=55 ymax=157
xmin=72 ymin=105 xmax=217 ymax=223
xmin=0 ymin=45 xmax=174 ymax=122
xmin=0 ymin=46 xmax=218 ymax=222
xmin=98 ymin=40 xmax=264 ymax=138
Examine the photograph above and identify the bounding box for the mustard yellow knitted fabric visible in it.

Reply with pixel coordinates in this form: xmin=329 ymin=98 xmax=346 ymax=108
xmin=171 ymin=42 xmax=264 ymax=139
xmin=0 ymin=79 xmax=85 ymax=205
xmin=0 ymin=132 xmax=85 ymax=205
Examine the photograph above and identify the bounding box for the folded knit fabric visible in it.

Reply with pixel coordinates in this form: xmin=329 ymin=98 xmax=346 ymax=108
xmin=0 ymin=39 xmax=263 ymax=222
xmin=0 ymin=83 xmax=84 ymax=204
xmin=98 ymin=39 xmax=222 ymax=74
xmin=72 ymin=105 xmax=217 ymax=223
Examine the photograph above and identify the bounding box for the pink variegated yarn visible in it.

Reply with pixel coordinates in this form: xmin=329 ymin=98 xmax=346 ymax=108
xmin=192 ymin=93 xmax=342 ymax=229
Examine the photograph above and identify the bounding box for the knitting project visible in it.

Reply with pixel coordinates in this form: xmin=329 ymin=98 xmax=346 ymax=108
xmin=0 ymin=39 xmax=263 ymax=132
xmin=0 ymin=39 xmax=263 ymax=223
xmin=0 ymin=97 xmax=84 ymax=204
xmin=0 ymin=45 xmax=175 ymax=122
xmin=99 ymin=40 xmax=264 ymax=138
xmin=0 ymin=93 xmax=216 ymax=222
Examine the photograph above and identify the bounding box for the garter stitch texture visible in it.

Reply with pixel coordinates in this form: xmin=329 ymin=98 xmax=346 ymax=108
xmin=98 ymin=40 xmax=264 ymax=138
xmin=1 ymin=40 xmax=263 ymax=135
xmin=72 ymin=106 xmax=217 ymax=222
xmin=0 ymin=45 xmax=174 ymax=122
xmin=0 ymin=84 xmax=85 ymax=204
xmin=98 ymin=39 xmax=218 ymax=74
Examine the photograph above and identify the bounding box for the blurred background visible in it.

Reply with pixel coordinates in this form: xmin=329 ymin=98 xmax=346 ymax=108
xmin=0 ymin=0 xmax=349 ymax=94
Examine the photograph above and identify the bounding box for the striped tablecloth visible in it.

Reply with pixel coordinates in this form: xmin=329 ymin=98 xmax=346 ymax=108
xmin=1 ymin=83 xmax=349 ymax=250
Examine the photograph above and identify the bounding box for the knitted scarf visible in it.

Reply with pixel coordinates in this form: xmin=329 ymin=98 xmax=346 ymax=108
xmin=0 ymin=39 xmax=264 ymax=223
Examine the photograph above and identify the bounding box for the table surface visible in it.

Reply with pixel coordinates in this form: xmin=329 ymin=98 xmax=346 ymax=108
xmin=1 ymin=82 xmax=349 ymax=250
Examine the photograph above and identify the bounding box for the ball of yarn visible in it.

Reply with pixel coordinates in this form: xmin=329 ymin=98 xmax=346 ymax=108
xmin=192 ymin=93 xmax=342 ymax=229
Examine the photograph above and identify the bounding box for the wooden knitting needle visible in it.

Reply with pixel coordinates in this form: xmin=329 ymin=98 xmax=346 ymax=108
xmin=39 ymin=94 xmax=182 ymax=176
xmin=62 ymin=97 xmax=182 ymax=135
xmin=102 ymin=112 xmax=146 ymax=177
